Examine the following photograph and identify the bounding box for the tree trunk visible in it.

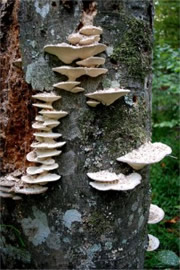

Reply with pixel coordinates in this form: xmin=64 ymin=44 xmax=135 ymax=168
xmin=0 ymin=0 xmax=153 ymax=269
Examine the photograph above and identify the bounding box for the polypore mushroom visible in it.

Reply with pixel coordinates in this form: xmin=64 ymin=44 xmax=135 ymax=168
xmin=79 ymin=25 xmax=103 ymax=36
xmin=53 ymin=81 xmax=80 ymax=92
xmin=39 ymin=110 xmax=68 ymax=119
xmin=32 ymin=122 xmax=50 ymax=131
xmin=117 ymin=142 xmax=172 ymax=170
xmin=86 ymin=100 xmax=100 ymax=107
xmin=147 ymin=234 xmax=160 ymax=251
xmin=44 ymin=43 xmax=107 ymax=64
xmin=32 ymin=103 xmax=53 ymax=109
xmin=87 ymin=170 xmax=118 ymax=182
xmin=34 ymin=132 xmax=62 ymax=139
xmin=0 ymin=191 xmax=13 ymax=198
xmin=85 ymin=88 xmax=130 ymax=106
xmin=79 ymin=35 xmax=100 ymax=45
xmin=26 ymin=151 xmax=55 ymax=165
xmin=76 ymin=57 xmax=105 ymax=67
xmin=53 ymin=66 xmax=107 ymax=81
xmin=31 ymin=140 xmax=66 ymax=149
xmin=67 ymin=33 xmax=83 ymax=45
xmin=22 ymin=173 xmax=61 ymax=184
xmin=148 ymin=204 xmax=165 ymax=224
xmin=26 ymin=163 xmax=59 ymax=175
xmin=70 ymin=87 xmax=85 ymax=93
xmin=88 ymin=172 xmax=141 ymax=191
xmin=12 ymin=184 xmax=48 ymax=195
xmin=35 ymin=149 xmax=62 ymax=159
xmin=32 ymin=92 xmax=61 ymax=103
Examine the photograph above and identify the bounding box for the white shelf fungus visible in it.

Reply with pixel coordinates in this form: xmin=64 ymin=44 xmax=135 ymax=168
xmin=117 ymin=142 xmax=172 ymax=170
xmin=22 ymin=173 xmax=61 ymax=184
xmin=44 ymin=43 xmax=107 ymax=64
xmin=148 ymin=204 xmax=165 ymax=224
xmin=85 ymin=88 xmax=130 ymax=106
xmin=87 ymin=171 xmax=141 ymax=191
xmin=147 ymin=234 xmax=160 ymax=251
xmin=76 ymin=57 xmax=105 ymax=67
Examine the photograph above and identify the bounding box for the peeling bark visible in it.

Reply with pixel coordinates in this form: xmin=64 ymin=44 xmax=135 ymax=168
xmin=0 ymin=0 xmax=36 ymax=173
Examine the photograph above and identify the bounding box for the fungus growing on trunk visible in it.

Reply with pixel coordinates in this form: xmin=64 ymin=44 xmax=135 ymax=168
xmin=85 ymin=88 xmax=130 ymax=106
xmin=117 ymin=142 xmax=172 ymax=170
xmin=39 ymin=110 xmax=68 ymax=119
xmin=148 ymin=204 xmax=165 ymax=224
xmin=79 ymin=25 xmax=103 ymax=36
xmin=86 ymin=100 xmax=100 ymax=107
xmin=22 ymin=173 xmax=61 ymax=184
xmin=44 ymin=43 xmax=107 ymax=64
xmin=87 ymin=171 xmax=141 ymax=191
xmin=76 ymin=57 xmax=105 ymax=67
xmin=32 ymin=93 xmax=61 ymax=103
xmin=26 ymin=163 xmax=59 ymax=175
xmin=147 ymin=234 xmax=160 ymax=251
xmin=53 ymin=66 xmax=107 ymax=81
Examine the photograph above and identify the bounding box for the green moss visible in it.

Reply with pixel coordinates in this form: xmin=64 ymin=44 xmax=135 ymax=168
xmin=111 ymin=15 xmax=152 ymax=80
xmin=87 ymin=211 xmax=111 ymax=235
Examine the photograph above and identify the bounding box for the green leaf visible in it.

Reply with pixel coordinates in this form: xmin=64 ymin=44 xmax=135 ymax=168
xmin=157 ymin=250 xmax=180 ymax=266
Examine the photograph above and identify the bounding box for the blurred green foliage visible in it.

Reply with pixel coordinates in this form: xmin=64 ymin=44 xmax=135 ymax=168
xmin=144 ymin=0 xmax=179 ymax=268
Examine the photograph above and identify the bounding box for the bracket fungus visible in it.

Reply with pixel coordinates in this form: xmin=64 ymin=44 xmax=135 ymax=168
xmin=26 ymin=163 xmax=59 ymax=175
xmin=44 ymin=43 xmax=107 ymax=64
xmin=148 ymin=204 xmax=165 ymax=224
xmin=85 ymin=88 xmax=130 ymax=106
xmin=22 ymin=173 xmax=61 ymax=185
xmin=32 ymin=92 xmax=61 ymax=103
xmin=147 ymin=234 xmax=160 ymax=251
xmin=53 ymin=66 xmax=107 ymax=81
xmin=87 ymin=171 xmax=141 ymax=191
xmin=117 ymin=142 xmax=172 ymax=170
xmin=79 ymin=25 xmax=103 ymax=36
xmin=76 ymin=57 xmax=105 ymax=67
xmin=86 ymin=100 xmax=100 ymax=107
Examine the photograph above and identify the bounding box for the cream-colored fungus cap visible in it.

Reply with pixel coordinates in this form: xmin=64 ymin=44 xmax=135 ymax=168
xmin=26 ymin=163 xmax=59 ymax=175
xmin=44 ymin=43 xmax=107 ymax=64
xmin=117 ymin=142 xmax=172 ymax=170
xmin=86 ymin=100 xmax=100 ymax=107
xmin=85 ymin=88 xmax=130 ymax=106
xmin=79 ymin=26 xmax=103 ymax=36
xmin=22 ymin=173 xmax=61 ymax=184
xmin=32 ymin=92 xmax=61 ymax=103
xmin=76 ymin=57 xmax=105 ymax=67
xmin=148 ymin=204 xmax=165 ymax=224
xmin=39 ymin=110 xmax=68 ymax=119
xmin=147 ymin=234 xmax=160 ymax=251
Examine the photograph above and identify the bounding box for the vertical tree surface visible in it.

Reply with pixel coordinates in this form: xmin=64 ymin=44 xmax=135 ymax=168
xmin=1 ymin=0 xmax=153 ymax=269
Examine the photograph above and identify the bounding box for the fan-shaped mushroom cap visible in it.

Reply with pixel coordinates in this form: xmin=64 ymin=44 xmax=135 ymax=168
xmin=32 ymin=122 xmax=50 ymax=131
xmin=53 ymin=81 xmax=80 ymax=91
xmin=34 ymin=132 xmax=62 ymax=139
xmin=43 ymin=119 xmax=60 ymax=127
xmin=35 ymin=149 xmax=62 ymax=159
xmin=39 ymin=110 xmax=68 ymax=119
xmin=32 ymin=93 xmax=61 ymax=103
xmin=148 ymin=204 xmax=165 ymax=224
xmin=35 ymin=115 xmax=44 ymax=122
xmin=67 ymin=33 xmax=83 ymax=45
xmin=26 ymin=163 xmax=59 ymax=175
xmin=12 ymin=195 xmax=22 ymax=200
xmin=147 ymin=234 xmax=160 ymax=251
xmin=12 ymin=184 xmax=48 ymax=195
xmin=26 ymin=151 xmax=55 ymax=165
xmin=53 ymin=66 xmax=107 ymax=81
xmin=89 ymin=173 xmax=141 ymax=191
xmin=76 ymin=57 xmax=105 ymax=67
xmin=86 ymin=100 xmax=100 ymax=107
xmin=0 ymin=191 xmax=13 ymax=198
xmin=31 ymin=141 xmax=66 ymax=149
xmin=0 ymin=177 xmax=15 ymax=187
xmin=79 ymin=35 xmax=100 ymax=45
xmin=79 ymin=26 xmax=103 ymax=36
xmin=22 ymin=173 xmax=61 ymax=184
xmin=53 ymin=66 xmax=86 ymax=81
xmin=71 ymin=87 xmax=85 ymax=93
xmin=117 ymin=142 xmax=172 ymax=170
xmin=32 ymin=103 xmax=53 ymax=109
xmin=85 ymin=88 xmax=130 ymax=106
xmin=0 ymin=186 xmax=12 ymax=193
xmin=44 ymin=43 xmax=107 ymax=64
xmin=87 ymin=170 xmax=118 ymax=182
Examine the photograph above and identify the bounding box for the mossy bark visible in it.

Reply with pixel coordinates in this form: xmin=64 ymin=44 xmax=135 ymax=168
xmin=1 ymin=0 xmax=153 ymax=269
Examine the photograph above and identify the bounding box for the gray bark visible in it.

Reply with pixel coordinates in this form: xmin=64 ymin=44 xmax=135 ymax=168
xmin=1 ymin=0 xmax=153 ymax=269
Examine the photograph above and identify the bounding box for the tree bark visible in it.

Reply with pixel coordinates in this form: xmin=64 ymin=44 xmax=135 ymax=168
xmin=0 ymin=0 xmax=153 ymax=269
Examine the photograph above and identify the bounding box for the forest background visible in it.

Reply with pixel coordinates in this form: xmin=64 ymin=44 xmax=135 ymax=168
xmin=145 ymin=0 xmax=179 ymax=268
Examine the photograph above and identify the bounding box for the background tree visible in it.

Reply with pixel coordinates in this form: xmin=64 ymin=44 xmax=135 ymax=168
xmin=0 ymin=0 xmax=153 ymax=269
